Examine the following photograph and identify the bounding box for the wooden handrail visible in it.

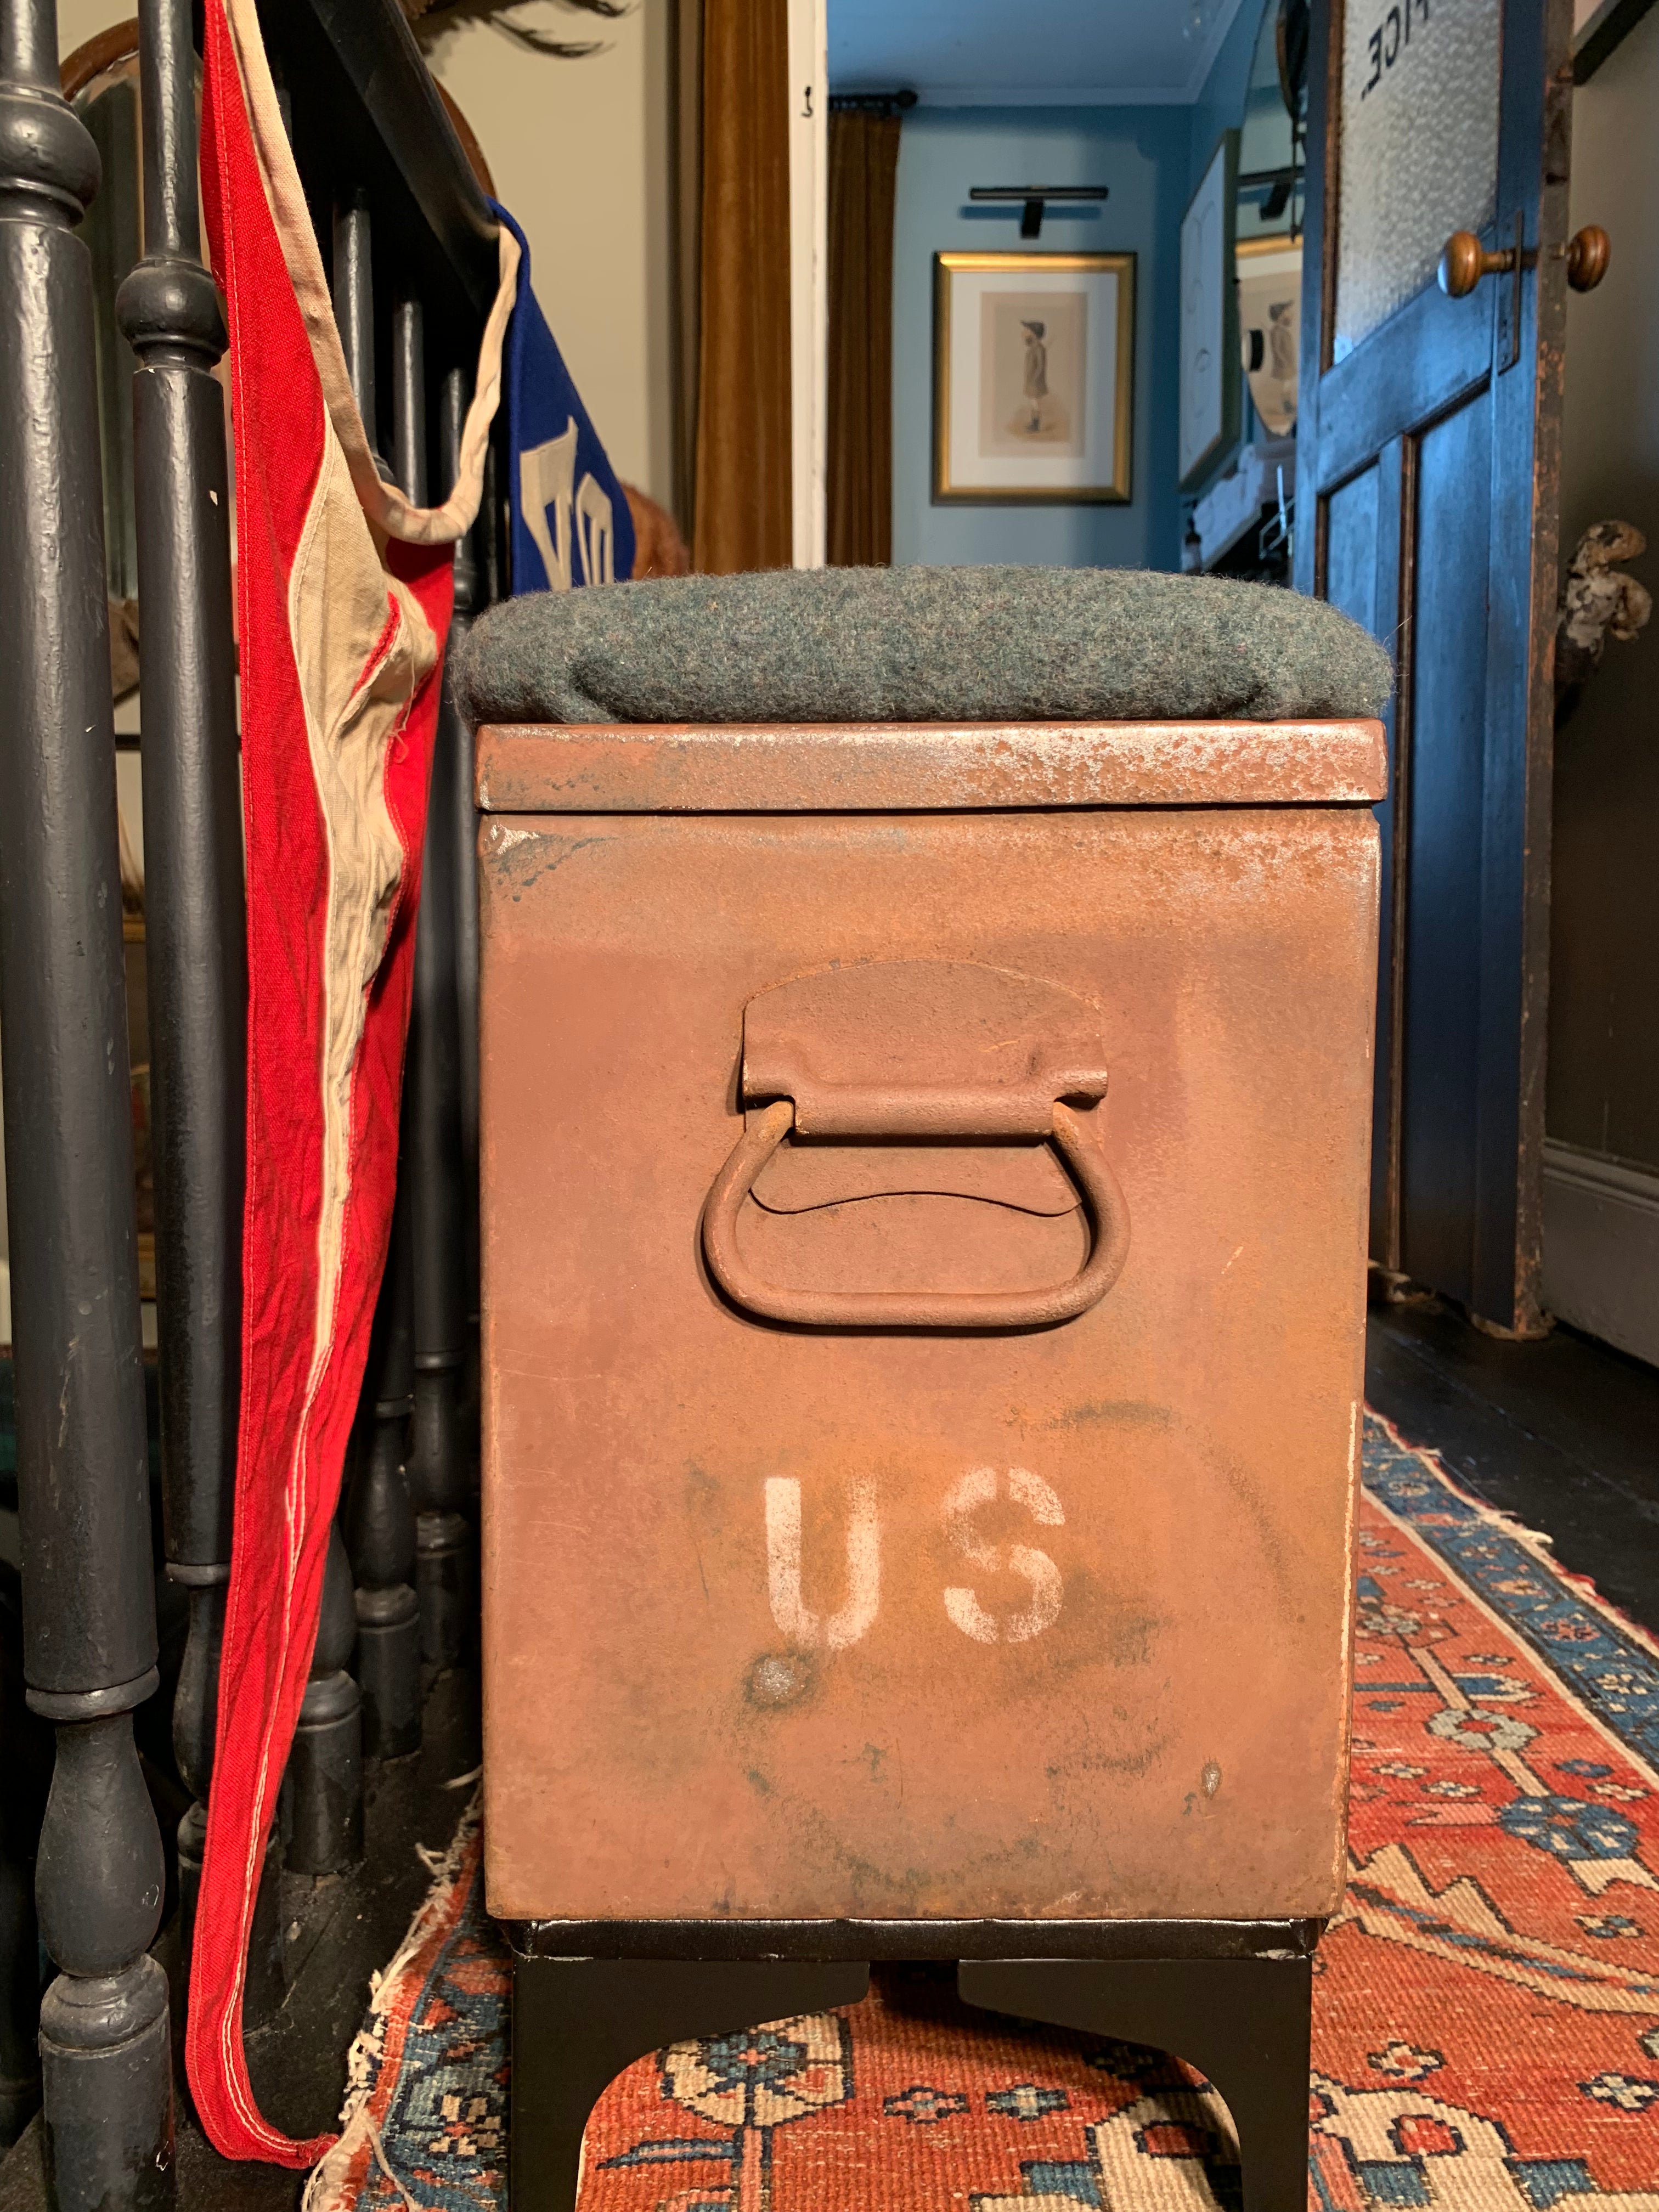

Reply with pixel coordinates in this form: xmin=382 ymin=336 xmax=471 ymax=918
xmin=65 ymin=3 xmax=500 ymax=330
xmin=260 ymin=0 xmax=499 ymax=322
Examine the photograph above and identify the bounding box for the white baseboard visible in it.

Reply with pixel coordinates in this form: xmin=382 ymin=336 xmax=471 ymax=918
xmin=1542 ymin=1139 xmax=1659 ymax=1367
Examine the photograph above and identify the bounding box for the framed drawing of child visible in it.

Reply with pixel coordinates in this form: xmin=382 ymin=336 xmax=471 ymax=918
xmin=932 ymin=251 xmax=1136 ymax=503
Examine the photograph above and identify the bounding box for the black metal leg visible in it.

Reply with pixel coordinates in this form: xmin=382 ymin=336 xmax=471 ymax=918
xmin=284 ymin=1525 xmax=364 ymax=1874
xmin=958 ymin=1952 xmax=1315 ymax=2212
xmin=510 ymin=1955 xmax=870 ymax=2212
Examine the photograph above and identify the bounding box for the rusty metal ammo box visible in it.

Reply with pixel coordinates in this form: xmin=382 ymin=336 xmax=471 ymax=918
xmin=475 ymin=712 xmax=1385 ymax=2205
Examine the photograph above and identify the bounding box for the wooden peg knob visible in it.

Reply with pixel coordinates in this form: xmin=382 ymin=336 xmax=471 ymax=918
xmin=1438 ymin=230 xmax=1501 ymax=297
xmin=1566 ymin=224 xmax=1611 ymax=292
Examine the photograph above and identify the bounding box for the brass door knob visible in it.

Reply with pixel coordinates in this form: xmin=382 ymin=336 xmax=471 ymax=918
xmin=1438 ymin=230 xmax=1513 ymax=297
xmin=1440 ymin=223 xmax=1612 ymax=300
xmin=1566 ymin=224 xmax=1611 ymax=292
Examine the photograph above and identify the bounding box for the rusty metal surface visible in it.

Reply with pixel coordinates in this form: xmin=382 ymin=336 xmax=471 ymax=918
xmin=479 ymin=798 xmax=1378 ymax=1926
xmin=475 ymin=718 xmax=1389 ymax=814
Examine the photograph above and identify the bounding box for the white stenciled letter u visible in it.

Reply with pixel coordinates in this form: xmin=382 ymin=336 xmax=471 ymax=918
xmin=765 ymin=1477 xmax=881 ymax=1650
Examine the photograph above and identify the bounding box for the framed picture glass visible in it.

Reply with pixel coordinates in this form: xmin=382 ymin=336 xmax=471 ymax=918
xmin=1179 ymin=131 xmax=1241 ymax=489
xmin=932 ymin=251 xmax=1135 ymax=504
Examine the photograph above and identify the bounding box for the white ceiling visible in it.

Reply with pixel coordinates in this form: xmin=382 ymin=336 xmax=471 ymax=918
xmin=828 ymin=0 xmax=1254 ymax=106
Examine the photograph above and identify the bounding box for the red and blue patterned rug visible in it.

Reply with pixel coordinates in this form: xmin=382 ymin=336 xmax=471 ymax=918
xmin=309 ymin=1414 xmax=1659 ymax=2210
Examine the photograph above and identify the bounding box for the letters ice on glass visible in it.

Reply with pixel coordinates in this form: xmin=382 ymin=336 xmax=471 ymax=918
xmin=1334 ymin=0 xmax=1502 ymax=357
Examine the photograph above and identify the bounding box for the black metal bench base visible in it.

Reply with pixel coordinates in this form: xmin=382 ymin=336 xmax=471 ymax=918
xmin=507 ymin=1919 xmax=1320 ymax=2212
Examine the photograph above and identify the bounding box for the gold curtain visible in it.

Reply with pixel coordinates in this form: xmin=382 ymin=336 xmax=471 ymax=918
xmin=826 ymin=110 xmax=900 ymax=568
xmin=692 ymin=0 xmax=793 ymax=574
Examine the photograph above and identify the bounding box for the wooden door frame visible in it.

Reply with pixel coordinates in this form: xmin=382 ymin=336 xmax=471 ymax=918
xmin=788 ymin=0 xmax=829 ymax=568
xmin=1294 ymin=0 xmax=1573 ymax=1334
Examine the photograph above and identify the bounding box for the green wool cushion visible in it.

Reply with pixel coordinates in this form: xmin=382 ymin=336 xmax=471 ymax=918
xmin=454 ymin=564 xmax=1393 ymax=727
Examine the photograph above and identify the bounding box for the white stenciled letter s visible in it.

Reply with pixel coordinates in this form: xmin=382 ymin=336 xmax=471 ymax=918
xmin=943 ymin=1466 xmax=1064 ymax=1644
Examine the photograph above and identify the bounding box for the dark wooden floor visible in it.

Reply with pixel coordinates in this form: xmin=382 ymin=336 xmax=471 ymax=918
xmin=1365 ymin=1294 xmax=1659 ymax=1639
xmin=3 ymin=1301 xmax=1656 ymax=2210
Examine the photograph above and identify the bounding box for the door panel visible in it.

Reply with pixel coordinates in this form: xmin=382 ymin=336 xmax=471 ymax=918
xmin=1296 ymin=0 xmax=1571 ymax=1329
xmin=1314 ymin=283 xmax=1494 ymax=490
xmin=1324 ymin=466 xmax=1379 ymax=633
xmin=1400 ymin=396 xmax=1493 ymax=1303
xmin=1323 ymin=459 xmax=1393 ymax=1252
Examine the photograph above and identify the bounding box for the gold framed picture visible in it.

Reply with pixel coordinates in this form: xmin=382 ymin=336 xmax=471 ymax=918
xmin=932 ymin=250 xmax=1135 ymax=504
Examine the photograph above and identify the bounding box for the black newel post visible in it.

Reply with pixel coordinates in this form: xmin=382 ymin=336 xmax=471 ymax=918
xmin=115 ymin=0 xmax=245 ymax=1976
xmin=400 ymin=311 xmax=472 ymax=1675
xmin=0 ymin=2 xmax=174 ymax=2206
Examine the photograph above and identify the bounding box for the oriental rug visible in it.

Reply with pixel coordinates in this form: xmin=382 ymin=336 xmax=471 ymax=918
xmin=308 ymin=1413 xmax=1659 ymax=2211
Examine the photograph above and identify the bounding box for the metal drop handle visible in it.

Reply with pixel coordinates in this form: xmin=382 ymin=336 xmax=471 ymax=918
xmin=701 ymin=1099 xmax=1131 ymax=1331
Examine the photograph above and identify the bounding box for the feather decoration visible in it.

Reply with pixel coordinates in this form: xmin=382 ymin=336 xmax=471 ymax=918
xmin=399 ymin=0 xmax=629 ymax=58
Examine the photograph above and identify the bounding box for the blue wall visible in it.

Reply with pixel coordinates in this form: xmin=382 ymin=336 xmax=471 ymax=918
xmin=1187 ymin=0 xmax=1265 ymax=195
xmin=890 ymin=105 xmax=1190 ymax=572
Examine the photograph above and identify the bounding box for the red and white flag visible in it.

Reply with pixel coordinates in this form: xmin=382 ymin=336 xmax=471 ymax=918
xmin=189 ymin=0 xmax=516 ymax=2163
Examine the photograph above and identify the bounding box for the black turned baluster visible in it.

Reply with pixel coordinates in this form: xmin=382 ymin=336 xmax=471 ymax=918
xmin=0 ymin=1834 xmax=41 ymax=2152
xmin=115 ymin=0 xmax=246 ymax=1985
xmin=278 ymin=191 xmax=400 ymax=1878
xmin=347 ymin=1178 xmax=420 ymax=1758
xmin=333 ymin=193 xmax=377 ymax=453
xmin=0 ymin=1568 xmax=52 ymax=2147
xmin=444 ymin=366 xmax=482 ymax=1347
xmin=0 ymin=4 xmax=174 ymax=2206
xmin=284 ymin=1525 xmax=364 ymax=1874
xmin=337 ymin=262 xmax=426 ymax=1773
xmin=400 ymin=307 xmax=472 ymax=1676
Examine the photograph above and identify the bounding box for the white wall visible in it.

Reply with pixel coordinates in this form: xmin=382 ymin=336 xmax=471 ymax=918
xmin=57 ymin=0 xmax=129 ymax=58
